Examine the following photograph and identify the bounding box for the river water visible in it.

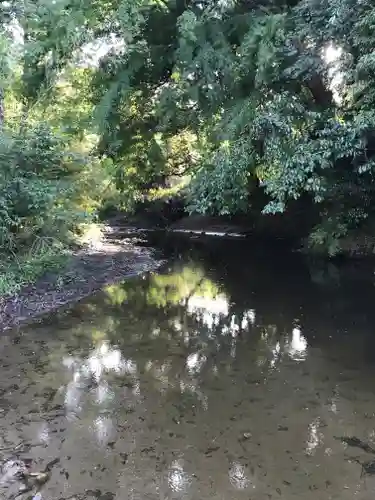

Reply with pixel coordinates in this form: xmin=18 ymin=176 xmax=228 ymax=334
xmin=2 ymin=237 xmax=375 ymax=500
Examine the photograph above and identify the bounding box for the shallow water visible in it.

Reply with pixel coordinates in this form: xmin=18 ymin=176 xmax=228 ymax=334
xmin=3 ymin=239 xmax=375 ymax=499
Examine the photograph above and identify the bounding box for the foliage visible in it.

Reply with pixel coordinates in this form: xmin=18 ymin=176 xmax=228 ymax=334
xmin=0 ymin=122 xmax=90 ymax=251
xmin=0 ymin=241 xmax=68 ymax=295
xmin=1 ymin=0 xmax=375 ymax=259
xmin=0 ymin=11 xmax=117 ymax=291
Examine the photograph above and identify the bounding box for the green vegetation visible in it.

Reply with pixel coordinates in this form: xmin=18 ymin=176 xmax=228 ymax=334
xmin=1 ymin=0 xmax=375 ymax=293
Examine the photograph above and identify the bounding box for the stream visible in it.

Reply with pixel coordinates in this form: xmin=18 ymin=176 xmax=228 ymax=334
xmin=2 ymin=236 xmax=375 ymax=499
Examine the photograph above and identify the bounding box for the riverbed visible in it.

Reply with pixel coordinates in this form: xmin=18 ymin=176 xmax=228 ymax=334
xmin=2 ymin=237 xmax=375 ymax=499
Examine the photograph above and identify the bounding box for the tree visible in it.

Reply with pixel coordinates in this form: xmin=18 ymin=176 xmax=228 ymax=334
xmin=4 ymin=0 xmax=375 ymax=254
xmin=0 ymin=1 xmax=111 ymax=266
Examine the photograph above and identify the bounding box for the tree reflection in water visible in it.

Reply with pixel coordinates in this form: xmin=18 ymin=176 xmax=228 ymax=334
xmin=11 ymin=240 xmax=375 ymax=499
xmin=62 ymin=258 xmax=308 ymax=405
xmin=51 ymin=253 xmax=315 ymax=467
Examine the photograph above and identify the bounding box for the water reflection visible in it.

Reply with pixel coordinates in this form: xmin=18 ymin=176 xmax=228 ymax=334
xmin=186 ymin=294 xmax=229 ymax=331
xmin=287 ymin=327 xmax=308 ymax=362
xmin=3 ymin=242 xmax=375 ymax=499
xmin=306 ymin=417 xmax=324 ymax=456
xmin=95 ymin=260 xmax=310 ymax=378
xmin=62 ymin=341 xmax=140 ymax=420
xmin=229 ymin=462 xmax=253 ymax=490
xmin=186 ymin=352 xmax=207 ymax=374
xmin=91 ymin=415 xmax=114 ymax=446
xmin=167 ymin=459 xmax=192 ymax=493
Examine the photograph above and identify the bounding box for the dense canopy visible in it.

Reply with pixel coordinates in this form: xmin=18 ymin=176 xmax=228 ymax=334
xmin=1 ymin=0 xmax=375 ymax=271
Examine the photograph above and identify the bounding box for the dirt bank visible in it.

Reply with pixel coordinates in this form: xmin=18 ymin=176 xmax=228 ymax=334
xmin=0 ymin=225 xmax=163 ymax=332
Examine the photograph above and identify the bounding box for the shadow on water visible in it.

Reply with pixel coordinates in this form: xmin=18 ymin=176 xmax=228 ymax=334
xmin=3 ymin=236 xmax=375 ymax=499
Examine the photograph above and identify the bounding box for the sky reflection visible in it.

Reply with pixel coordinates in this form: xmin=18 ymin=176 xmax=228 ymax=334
xmin=287 ymin=327 xmax=308 ymax=362
xmin=3 ymin=254 xmax=375 ymax=500
xmin=229 ymin=462 xmax=253 ymax=490
xmin=167 ymin=460 xmax=192 ymax=493
xmin=62 ymin=341 xmax=140 ymax=420
xmin=60 ymin=266 xmax=311 ymax=427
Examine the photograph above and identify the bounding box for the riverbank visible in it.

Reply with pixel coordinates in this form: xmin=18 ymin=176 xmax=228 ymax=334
xmin=2 ymin=211 xmax=375 ymax=333
xmin=0 ymin=225 xmax=163 ymax=332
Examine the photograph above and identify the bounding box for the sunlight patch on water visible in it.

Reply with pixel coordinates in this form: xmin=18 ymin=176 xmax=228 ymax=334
xmin=305 ymin=417 xmax=324 ymax=456
xmin=62 ymin=341 xmax=140 ymax=419
xmin=64 ymin=377 xmax=83 ymax=417
xmin=167 ymin=460 xmax=192 ymax=493
xmin=270 ymin=341 xmax=281 ymax=369
xmin=186 ymin=294 xmax=229 ymax=331
xmin=94 ymin=380 xmax=113 ymax=405
xmin=257 ymin=323 xmax=308 ymax=370
xmin=286 ymin=327 xmax=308 ymax=362
xmin=38 ymin=422 xmax=49 ymax=444
xmin=186 ymin=352 xmax=207 ymax=374
xmin=241 ymin=308 xmax=256 ymax=329
xmin=229 ymin=462 xmax=254 ymax=490
xmin=92 ymin=415 xmax=114 ymax=447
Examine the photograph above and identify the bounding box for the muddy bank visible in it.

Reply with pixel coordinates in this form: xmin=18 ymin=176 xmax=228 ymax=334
xmin=0 ymin=226 xmax=163 ymax=332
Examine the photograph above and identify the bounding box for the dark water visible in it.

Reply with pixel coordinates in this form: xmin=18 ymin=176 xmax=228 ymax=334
xmin=3 ymin=238 xmax=375 ymax=500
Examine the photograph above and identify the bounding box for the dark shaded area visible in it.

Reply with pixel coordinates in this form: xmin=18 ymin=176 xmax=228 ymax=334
xmin=106 ymin=193 xmax=317 ymax=249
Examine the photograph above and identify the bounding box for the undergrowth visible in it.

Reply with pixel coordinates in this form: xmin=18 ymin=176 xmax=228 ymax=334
xmin=0 ymin=238 xmax=69 ymax=296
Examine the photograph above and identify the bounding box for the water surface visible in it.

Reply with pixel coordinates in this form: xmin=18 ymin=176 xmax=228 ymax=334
xmin=2 ymin=239 xmax=375 ymax=499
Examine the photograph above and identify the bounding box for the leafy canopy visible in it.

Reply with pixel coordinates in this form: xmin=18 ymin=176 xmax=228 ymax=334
xmin=3 ymin=0 xmax=375 ymax=254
